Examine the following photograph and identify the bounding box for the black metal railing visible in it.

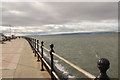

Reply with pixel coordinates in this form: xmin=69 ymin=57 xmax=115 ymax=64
xmin=24 ymin=37 xmax=110 ymax=80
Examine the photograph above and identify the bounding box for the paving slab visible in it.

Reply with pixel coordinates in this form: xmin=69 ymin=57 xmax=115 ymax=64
xmin=0 ymin=38 xmax=50 ymax=78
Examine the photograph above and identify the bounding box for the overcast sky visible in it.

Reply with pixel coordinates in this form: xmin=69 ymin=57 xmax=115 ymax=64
xmin=1 ymin=1 xmax=118 ymax=36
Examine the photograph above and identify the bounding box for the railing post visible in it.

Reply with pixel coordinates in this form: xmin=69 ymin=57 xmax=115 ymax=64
xmin=35 ymin=39 xmax=37 ymax=49
xmin=31 ymin=38 xmax=33 ymax=48
xmin=50 ymin=44 xmax=55 ymax=79
xmin=29 ymin=38 xmax=31 ymax=47
xmin=33 ymin=39 xmax=35 ymax=53
xmin=37 ymin=40 xmax=40 ymax=62
xmin=34 ymin=39 xmax=37 ymax=57
xmin=32 ymin=38 xmax=34 ymax=50
xmin=41 ymin=41 xmax=44 ymax=71
xmin=94 ymin=58 xmax=110 ymax=80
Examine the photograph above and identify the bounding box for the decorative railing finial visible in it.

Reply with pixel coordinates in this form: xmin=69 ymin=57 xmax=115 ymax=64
xmin=41 ymin=41 xmax=44 ymax=46
xmin=95 ymin=58 xmax=110 ymax=80
xmin=37 ymin=40 xmax=39 ymax=44
xmin=50 ymin=44 xmax=54 ymax=53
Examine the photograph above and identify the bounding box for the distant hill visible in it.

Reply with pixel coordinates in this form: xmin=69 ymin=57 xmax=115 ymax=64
xmin=50 ymin=31 xmax=118 ymax=36
xmin=23 ymin=31 xmax=118 ymax=37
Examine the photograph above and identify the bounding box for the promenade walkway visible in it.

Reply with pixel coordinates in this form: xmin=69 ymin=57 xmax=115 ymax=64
xmin=0 ymin=38 xmax=50 ymax=79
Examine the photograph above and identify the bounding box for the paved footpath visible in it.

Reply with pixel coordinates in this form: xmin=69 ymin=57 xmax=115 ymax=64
xmin=0 ymin=38 xmax=50 ymax=79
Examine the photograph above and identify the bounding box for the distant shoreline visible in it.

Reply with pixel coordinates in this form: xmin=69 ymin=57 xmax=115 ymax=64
xmin=23 ymin=31 xmax=119 ymax=37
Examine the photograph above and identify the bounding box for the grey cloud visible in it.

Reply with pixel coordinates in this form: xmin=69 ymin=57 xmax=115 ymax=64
xmin=2 ymin=2 xmax=118 ymax=26
xmin=49 ymin=2 xmax=117 ymax=20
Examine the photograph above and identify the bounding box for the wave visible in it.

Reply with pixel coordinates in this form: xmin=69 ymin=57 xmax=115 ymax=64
xmin=43 ymin=51 xmax=75 ymax=78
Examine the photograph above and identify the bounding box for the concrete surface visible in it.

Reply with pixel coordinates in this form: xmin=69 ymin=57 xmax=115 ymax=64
xmin=0 ymin=38 xmax=50 ymax=78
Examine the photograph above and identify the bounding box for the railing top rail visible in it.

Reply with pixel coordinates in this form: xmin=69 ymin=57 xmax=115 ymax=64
xmin=42 ymin=46 xmax=96 ymax=79
xmin=43 ymin=46 xmax=50 ymax=51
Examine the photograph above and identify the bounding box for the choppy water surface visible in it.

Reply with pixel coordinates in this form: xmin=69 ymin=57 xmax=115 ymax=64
xmin=33 ymin=33 xmax=118 ymax=78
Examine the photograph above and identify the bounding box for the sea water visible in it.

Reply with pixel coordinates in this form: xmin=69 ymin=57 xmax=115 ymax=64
xmin=32 ymin=33 xmax=118 ymax=78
